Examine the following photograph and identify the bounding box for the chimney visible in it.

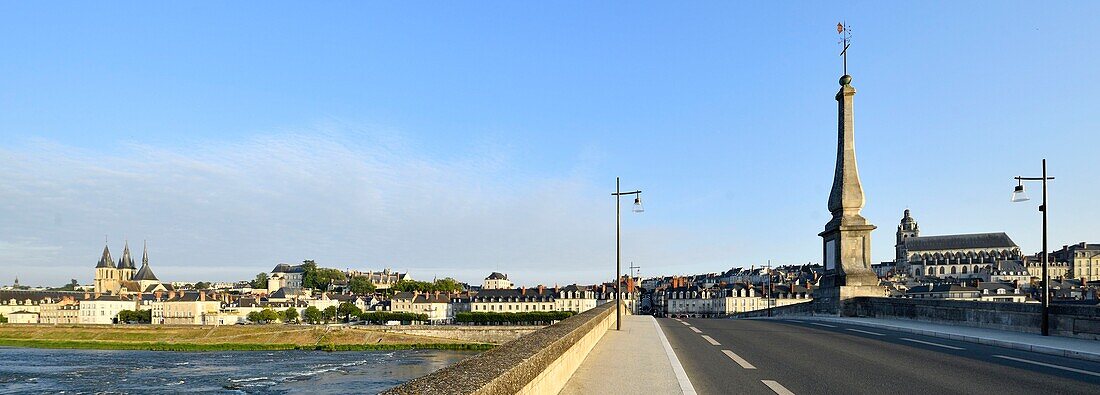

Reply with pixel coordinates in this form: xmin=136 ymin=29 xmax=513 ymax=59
xmin=169 ymin=290 xmax=176 ymax=300
xmin=538 ymin=285 xmax=545 ymax=294
xmin=521 ymin=288 xmax=527 ymax=295
xmin=94 ymin=292 xmax=101 ymax=299
xmin=200 ymin=292 xmax=206 ymax=302
xmin=155 ymin=291 xmax=163 ymax=300
xmin=83 ymin=292 xmax=90 ymax=300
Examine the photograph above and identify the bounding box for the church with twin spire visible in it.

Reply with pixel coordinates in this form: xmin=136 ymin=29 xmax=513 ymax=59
xmin=93 ymin=241 xmax=168 ymax=295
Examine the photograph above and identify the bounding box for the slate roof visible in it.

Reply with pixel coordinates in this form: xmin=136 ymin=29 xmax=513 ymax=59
xmin=485 ymin=272 xmax=508 ymax=280
xmin=272 ymin=263 xmax=306 ymax=273
xmin=96 ymin=245 xmax=115 ymax=268
xmin=118 ymin=242 xmax=136 ymax=269
xmin=133 ymin=263 xmax=159 ymax=281
xmin=902 ymin=233 xmax=1018 ymax=251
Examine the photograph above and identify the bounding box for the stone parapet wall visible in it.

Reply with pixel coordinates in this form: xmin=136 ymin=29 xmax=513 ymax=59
xmin=381 ymin=303 xmax=617 ymax=395
xmin=846 ymin=298 xmax=1100 ymax=340
xmin=369 ymin=326 xmax=539 ymax=344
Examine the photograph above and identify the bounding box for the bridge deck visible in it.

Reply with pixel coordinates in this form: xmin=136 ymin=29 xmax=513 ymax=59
xmin=561 ymin=315 xmax=695 ymax=394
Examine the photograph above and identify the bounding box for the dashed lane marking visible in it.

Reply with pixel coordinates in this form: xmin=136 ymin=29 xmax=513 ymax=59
xmin=994 ymin=355 xmax=1100 ymax=378
xmin=721 ymin=350 xmax=757 ymax=369
xmin=681 ymin=321 xmax=691 ymax=326
xmin=701 ymin=335 xmax=721 ymax=346
xmin=761 ymin=380 xmax=795 ymax=395
xmin=689 ymin=327 xmax=702 ymax=333
xmin=787 ymin=320 xmax=805 ymax=323
xmin=845 ymin=328 xmax=885 ymax=336
xmin=900 ymin=338 xmax=964 ymax=350
xmin=809 ymin=322 xmax=837 ymax=328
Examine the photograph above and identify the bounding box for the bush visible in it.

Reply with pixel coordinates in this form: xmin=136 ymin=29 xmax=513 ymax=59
xmin=454 ymin=311 xmax=574 ymax=325
xmin=117 ymin=310 xmax=151 ymax=324
xmin=357 ymin=312 xmax=429 ymax=324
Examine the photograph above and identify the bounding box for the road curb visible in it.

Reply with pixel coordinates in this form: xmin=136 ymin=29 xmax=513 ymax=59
xmin=793 ymin=317 xmax=1100 ymax=363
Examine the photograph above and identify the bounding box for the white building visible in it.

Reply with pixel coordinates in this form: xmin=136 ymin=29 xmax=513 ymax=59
xmin=79 ymin=295 xmax=137 ymax=324
xmin=482 ymin=272 xmax=514 ymax=290
xmin=269 ymin=263 xmax=306 ymax=294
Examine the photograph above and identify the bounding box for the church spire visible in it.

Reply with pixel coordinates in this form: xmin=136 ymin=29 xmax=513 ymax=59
xmin=142 ymin=240 xmax=149 ymax=266
xmin=96 ymin=243 xmax=115 ymax=268
xmin=119 ymin=240 xmax=136 ymax=269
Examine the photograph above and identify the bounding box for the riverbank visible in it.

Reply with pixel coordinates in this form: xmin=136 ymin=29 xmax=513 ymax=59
xmin=0 ymin=324 xmax=494 ymax=352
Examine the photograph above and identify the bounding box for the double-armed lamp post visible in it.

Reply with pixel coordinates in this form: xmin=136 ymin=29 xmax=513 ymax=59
xmin=612 ymin=177 xmax=643 ymax=331
xmin=1011 ymin=158 xmax=1055 ymax=336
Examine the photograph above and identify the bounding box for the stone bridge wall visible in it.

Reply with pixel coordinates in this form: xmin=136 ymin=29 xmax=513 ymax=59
xmin=370 ymin=326 xmax=539 ymax=344
xmin=843 ymin=297 xmax=1100 ymax=340
xmin=381 ymin=302 xmax=618 ymax=395
xmin=732 ymin=297 xmax=1100 ymax=341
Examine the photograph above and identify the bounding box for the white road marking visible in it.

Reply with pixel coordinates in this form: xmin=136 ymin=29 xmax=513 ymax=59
xmin=681 ymin=321 xmax=691 ymax=326
xmin=900 ymin=338 xmax=964 ymax=350
xmin=787 ymin=320 xmax=805 ymax=323
xmin=845 ymin=328 xmax=885 ymax=336
xmin=701 ymin=335 xmax=721 ymax=346
xmin=761 ymin=380 xmax=795 ymax=395
xmin=689 ymin=326 xmax=702 ymax=333
xmin=652 ymin=316 xmax=699 ymax=394
xmin=809 ymin=322 xmax=837 ymax=328
xmin=994 ymin=355 xmax=1100 ymax=378
xmin=721 ymin=350 xmax=757 ymax=369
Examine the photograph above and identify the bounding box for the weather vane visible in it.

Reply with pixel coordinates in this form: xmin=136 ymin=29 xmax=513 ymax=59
xmin=837 ymin=21 xmax=852 ymax=76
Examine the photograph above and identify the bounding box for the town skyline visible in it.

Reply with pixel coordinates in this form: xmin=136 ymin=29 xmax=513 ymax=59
xmin=3 ymin=2 xmax=1100 ymax=286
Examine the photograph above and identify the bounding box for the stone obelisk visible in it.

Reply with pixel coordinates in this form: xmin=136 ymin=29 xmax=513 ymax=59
xmin=815 ymin=74 xmax=885 ymax=313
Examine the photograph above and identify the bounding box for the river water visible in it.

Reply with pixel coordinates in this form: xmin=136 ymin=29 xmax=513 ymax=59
xmin=0 ymin=347 xmax=477 ymax=394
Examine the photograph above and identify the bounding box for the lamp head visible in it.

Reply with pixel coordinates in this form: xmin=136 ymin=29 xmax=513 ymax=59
xmin=1011 ymin=183 xmax=1030 ymax=203
xmin=632 ymin=196 xmax=644 ymax=213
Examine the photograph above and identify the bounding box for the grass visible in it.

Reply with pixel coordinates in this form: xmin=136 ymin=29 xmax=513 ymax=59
xmin=0 ymin=324 xmax=494 ymax=352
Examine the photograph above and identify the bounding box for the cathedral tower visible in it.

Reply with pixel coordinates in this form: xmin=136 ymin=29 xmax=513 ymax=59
xmin=895 ymin=209 xmax=919 ymax=261
xmin=94 ymin=244 xmax=119 ymax=294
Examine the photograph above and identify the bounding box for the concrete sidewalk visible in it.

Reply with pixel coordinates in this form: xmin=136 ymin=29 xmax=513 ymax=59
xmin=790 ymin=316 xmax=1100 ymax=362
xmin=560 ymin=315 xmax=695 ymax=395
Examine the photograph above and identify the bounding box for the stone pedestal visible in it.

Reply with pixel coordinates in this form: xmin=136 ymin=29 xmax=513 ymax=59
xmin=812 ymin=285 xmax=887 ymax=315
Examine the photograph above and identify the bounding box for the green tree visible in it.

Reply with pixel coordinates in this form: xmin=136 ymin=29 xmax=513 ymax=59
xmin=348 ymin=276 xmax=376 ymax=295
xmin=251 ymin=272 xmax=269 ymax=289
xmin=194 ymin=282 xmax=210 ymax=290
xmin=260 ymin=308 xmax=281 ymax=323
xmin=322 ymin=306 xmax=338 ymax=323
xmin=0 ymin=314 xmax=6 ymax=324
xmin=337 ymin=302 xmax=361 ymax=323
xmin=302 ymin=306 xmax=323 ymax=324
xmin=247 ymin=311 xmax=263 ymax=323
xmin=55 ymin=279 xmax=80 ymax=291
xmin=284 ymin=307 xmax=299 ymax=324
xmin=432 ymin=278 xmax=463 ymax=293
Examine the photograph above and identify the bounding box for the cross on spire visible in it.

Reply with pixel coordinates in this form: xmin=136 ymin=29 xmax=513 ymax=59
xmin=837 ymin=22 xmax=852 ymax=76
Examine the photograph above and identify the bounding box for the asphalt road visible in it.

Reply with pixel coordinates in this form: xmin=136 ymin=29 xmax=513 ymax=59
xmin=658 ymin=317 xmax=1100 ymax=395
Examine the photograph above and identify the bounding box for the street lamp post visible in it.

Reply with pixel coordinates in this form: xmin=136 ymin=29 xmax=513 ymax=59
xmin=1011 ymin=158 xmax=1055 ymax=336
xmin=612 ymin=177 xmax=643 ymax=331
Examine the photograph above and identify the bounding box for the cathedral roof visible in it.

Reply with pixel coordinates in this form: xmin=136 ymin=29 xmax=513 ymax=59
xmin=96 ymin=245 xmax=115 ymax=268
xmin=902 ymin=232 xmax=1018 ymax=252
xmin=133 ymin=263 xmax=159 ymax=282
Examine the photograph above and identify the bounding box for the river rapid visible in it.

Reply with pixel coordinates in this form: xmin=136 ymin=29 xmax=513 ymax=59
xmin=0 ymin=347 xmax=476 ymax=394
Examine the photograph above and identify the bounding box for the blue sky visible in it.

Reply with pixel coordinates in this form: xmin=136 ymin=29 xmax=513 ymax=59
xmin=2 ymin=2 xmax=1098 ymax=286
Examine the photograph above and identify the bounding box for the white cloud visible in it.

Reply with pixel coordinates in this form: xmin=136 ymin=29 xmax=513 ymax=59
xmin=0 ymin=128 xmax=737 ymax=287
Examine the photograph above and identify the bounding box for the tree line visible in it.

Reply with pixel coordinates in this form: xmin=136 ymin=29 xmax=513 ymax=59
xmin=455 ymin=311 xmax=575 ymax=325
